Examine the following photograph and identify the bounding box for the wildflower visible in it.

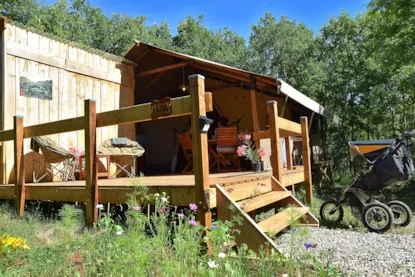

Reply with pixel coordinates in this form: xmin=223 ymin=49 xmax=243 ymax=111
xmin=304 ymin=243 xmax=317 ymax=249
xmin=207 ymin=260 xmax=218 ymax=268
xmin=291 ymin=228 xmax=297 ymax=232
xmin=258 ymin=148 xmax=266 ymax=157
xmin=132 ymin=206 xmax=141 ymax=211
xmin=189 ymin=203 xmax=198 ymax=211
xmin=154 ymin=193 xmax=160 ymax=198
xmin=96 ymin=204 xmax=104 ymax=209
xmin=161 ymin=197 xmax=167 ymax=202
xmin=161 ymin=192 xmax=166 ymax=196
xmin=218 ymin=252 xmax=226 ymax=259
xmin=236 ymin=145 xmax=247 ymax=157
xmin=188 ymin=220 xmax=198 ymax=227
xmin=159 ymin=208 xmax=168 ymax=213
xmin=226 ymin=187 xmax=234 ymax=194
xmin=178 ymin=213 xmax=185 ymax=218
xmin=210 ymin=225 xmax=217 ymax=230
xmin=116 ymin=231 xmax=123 ymax=236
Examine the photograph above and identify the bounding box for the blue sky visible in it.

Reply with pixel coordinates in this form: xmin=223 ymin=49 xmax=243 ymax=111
xmin=47 ymin=0 xmax=368 ymax=39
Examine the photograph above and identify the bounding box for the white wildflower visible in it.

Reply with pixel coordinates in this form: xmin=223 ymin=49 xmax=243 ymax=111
xmin=161 ymin=197 xmax=168 ymax=202
xmin=96 ymin=204 xmax=104 ymax=209
xmin=116 ymin=231 xmax=123 ymax=236
xmin=207 ymin=260 xmax=218 ymax=268
xmin=218 ymin=252 xmax=226 ymax=259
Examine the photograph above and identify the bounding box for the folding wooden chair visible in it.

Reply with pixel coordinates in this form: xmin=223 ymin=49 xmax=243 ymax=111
xmin=178 ymin=133 xmax=193 ymax=173
xmin=216 ymin=127 xmax=241 ymax=172
xmin=31 ymin=136 xmax=77 ymax=182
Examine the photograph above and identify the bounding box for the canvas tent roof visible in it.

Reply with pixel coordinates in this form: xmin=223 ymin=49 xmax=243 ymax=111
xmin=124 ymin=40 xmax=339 ymax=123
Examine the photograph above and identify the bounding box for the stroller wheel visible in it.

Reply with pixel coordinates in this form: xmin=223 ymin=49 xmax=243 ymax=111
xmin=387 ymin=201 xmax=412 ymax=227
xmin=320 ymin=200 xmax=344 ymax=225
xmin=362 ymin=202 xmax=393 ymax=233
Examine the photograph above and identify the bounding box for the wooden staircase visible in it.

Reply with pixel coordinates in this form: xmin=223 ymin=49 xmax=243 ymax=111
xmin=215 ymin=175 xmax=319 ymax=253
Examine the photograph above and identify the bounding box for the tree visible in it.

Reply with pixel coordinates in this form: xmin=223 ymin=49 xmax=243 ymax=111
xmin=248 ymin=14 xmax=315 ymax=90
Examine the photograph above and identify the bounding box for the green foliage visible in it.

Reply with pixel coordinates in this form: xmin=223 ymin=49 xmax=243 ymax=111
xmin=58 ymin=204 xmax=84 ymax=228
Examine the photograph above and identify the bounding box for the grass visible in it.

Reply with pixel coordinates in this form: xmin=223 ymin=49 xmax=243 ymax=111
xmin=0 ymin=186 xmax=344 ymax=277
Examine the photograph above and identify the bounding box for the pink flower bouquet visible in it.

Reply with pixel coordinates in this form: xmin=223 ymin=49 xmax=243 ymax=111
xmin=236 ymin=132 xmax=266 ymax=163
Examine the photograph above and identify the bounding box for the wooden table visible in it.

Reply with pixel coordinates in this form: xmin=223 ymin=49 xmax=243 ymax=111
xmin=208 ymin=139 xmax=219 ymax=170
xmin=79 ymin=153 xmax=111 ymax=180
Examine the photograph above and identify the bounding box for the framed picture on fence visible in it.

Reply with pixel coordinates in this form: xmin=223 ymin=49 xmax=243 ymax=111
xmin=19 ymin=73 xmax=53 ymax=100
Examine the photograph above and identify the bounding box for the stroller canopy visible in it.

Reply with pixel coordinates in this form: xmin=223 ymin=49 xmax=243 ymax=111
xmin=353 ymin=139 xmax=414 ymax=191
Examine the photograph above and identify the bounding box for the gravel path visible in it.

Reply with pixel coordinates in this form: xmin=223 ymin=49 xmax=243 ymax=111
xmin=276 ymin=221 xmax=415 ymax=277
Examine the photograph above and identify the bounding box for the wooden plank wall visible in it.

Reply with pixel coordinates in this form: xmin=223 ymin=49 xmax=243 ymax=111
xmin=2 ymin=23 xmax=135 ymax=184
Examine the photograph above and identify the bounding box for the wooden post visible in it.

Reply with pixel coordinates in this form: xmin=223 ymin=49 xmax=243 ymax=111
xmin=84 ymin=99 xmax=98 ymax=226
xmin=267 ymin=101 xmax=282 ymax=190
xmin=250 ymin=75 xmax=260 ymax=146
xmin=189 ymin=74 xmax=211 ymax=228
xmin=301 ymin=116 xmax=313 ymax=204
xmin=285 ymin=137 xmax=293 ymax=170
xmin=13 ymin=116 xmax=25 ymax=216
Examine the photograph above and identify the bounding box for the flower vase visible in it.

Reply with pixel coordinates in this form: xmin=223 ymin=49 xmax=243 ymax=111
xmin=251 ymin=162 xmax=261 ymax=172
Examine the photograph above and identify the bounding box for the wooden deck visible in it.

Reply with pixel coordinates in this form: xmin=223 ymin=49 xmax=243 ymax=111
xmin=0 ymin=168 xmax=304 ymax=206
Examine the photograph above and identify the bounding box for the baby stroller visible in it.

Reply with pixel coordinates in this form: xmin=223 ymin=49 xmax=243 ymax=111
xmin=320 ymin=130 xmax=415 ymax=233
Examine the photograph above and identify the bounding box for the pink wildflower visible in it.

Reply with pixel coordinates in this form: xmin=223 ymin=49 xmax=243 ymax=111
xmin=188 ymin=220 xmax=198 ymax=227
xmin=258 ymin=148 xmax=266 ymax=157
xmin=236 ymin=145 xmax=247 ymax=157
xmin=226 ymin=188 xmax=234 ymax=194
xmin=159 ymin=208 xmax=168 ymax=213
xmin=238 ymin=132 xmax=251 ymax=141
xmin=132 ymin=206 xmax=141 ymax=211
xmin=189 ymin=203 xmax=198 ymax=211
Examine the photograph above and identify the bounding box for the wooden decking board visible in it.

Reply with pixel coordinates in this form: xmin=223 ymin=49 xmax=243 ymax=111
xmin=257 ymin=207 xmax=309 ymax=235
xmin=237 ymin=191 xmax=292 ymax=213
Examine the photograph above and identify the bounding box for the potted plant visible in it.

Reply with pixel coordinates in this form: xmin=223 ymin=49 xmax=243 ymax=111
xmin=236 ymin=132 xmax=266 ymax=172
xmin=69 ymin=146 xmax=84 ymax=180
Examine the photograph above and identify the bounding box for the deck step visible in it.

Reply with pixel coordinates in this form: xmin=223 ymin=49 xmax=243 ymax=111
xmin=237 ymin=191 xmax=292 ymax=212
xmin=257 ymin=207 xmax=309 ymax=235
xmin=218 ymin=177 xmax=273 ymax=202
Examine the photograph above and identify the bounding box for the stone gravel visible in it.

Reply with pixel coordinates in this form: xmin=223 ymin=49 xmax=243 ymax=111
xmin=276 ymin=221 xmax=415 ymax=277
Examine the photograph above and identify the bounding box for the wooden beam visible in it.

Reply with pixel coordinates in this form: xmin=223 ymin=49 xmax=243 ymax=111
xmin=250 ymin=75 xmax=260 ymax=143
xmin=13 ymin=116 xmax=25 ymax=216
xmin=136 ymin=62 xmax=192 ymax=77
xmin=0 ymin=94 xmax=213 ymax=143
xmin=0 ymin=129 xmax=14 ymax=142
xmin=139 ymin=71 xmax=166 ymax=93
xmin=280 ymin=95 xmax=289 ymax=117
xmin=0 ymin=16 xmax=8 ymax=30
xmin=96 ymin=93 xmax=213 ymax=128
xmin=189 ymin=74 xmax=211 ymax=229
xmin=268 ymin=101 xmax=282 ymax=190
xmin=84 ymin=100 xmax=98 ymax=226
xmin=278 ymin=117 xmax=302 ymax=135
xmin=134 ymin=48 xmax=150 ymax=63
xmin=308 ymin=112 xmax=315 ymax=133
xmin=24 ymin=117 xmax=84 ymax=138
xmin=285 ymin=137 xmax=293 ymax=170
xmin=300 ymin=116 xmax=312 ymax=204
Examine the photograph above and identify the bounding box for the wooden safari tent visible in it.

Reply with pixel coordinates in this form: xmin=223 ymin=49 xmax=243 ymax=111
xmin=0 ymin=18 xmax=338 ymax=252
xmin=124 ymin=41 xmax=338 ymax=182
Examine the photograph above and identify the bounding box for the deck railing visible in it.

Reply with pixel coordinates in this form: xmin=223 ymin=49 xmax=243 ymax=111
xmin=0 ymin=74 xmax=213 ymax=226
xmin=252 ymin=101 xmax=313 ymax=204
